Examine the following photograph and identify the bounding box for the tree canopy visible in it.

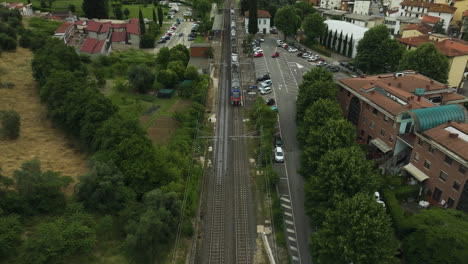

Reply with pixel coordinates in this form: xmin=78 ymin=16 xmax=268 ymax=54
xmin=127 ymin=64 xmax=155 ymax=93
xmin=248 ymin=0 xmax=258 ymax=34
xmin=433 ymin=19 xmax=445 ymax=34
xmin=399 ymin=42 xmax=449 ymax=84
xmin=354 ymin=25 xmax=404 ymax=74
xmin=311 ymin=193 xmax=399 ymax=264
xmin=82 ymin=0 xmax=108 ymax=19
xmin=302 ymin=13 xmax=326 ymax=44
xmin=0 ymin=110 xmax=20 ymax=139
xmin=274 ymin=5 xmax=301 ymax=39
xmin=296 ymin=80 xmax=336 ymax=121
xmin=304 ymin=146 xmax=380 ymax=223
xmin=0 ymin=215 xmax=22 ymax=259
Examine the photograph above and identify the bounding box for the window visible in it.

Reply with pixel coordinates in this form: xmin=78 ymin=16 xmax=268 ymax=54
xmin=459 ymin=165 xmax=466 ymax=175
xmin=418 ymin=138 xmax=423 ymax=146
xmin=424 ymin=160 xmax=431 ymax=169
xmin=347 ymin=91 xmax=351 ymax=97
xmin=414 ymin=152 xmax=420 ymax=161
xmin=370 ymin=120 xmax=375 ymax=129
xmin=366 ymin=104 xmax=370 ymax=110
xmin=453 ymin=181 xmax=461 ymax=191
xmin=439 ymin=171 xmax=448 ymax=182
xmin=360 ymin=129 xmax=365 ymax=136
xmin=447 ymin=198 xmax=454 ymax=208
xmin=432 ymin=187 xmax=442 ymax=202
xmin=372 ymin=108 xmax=378 ymax=115
xmin=380 ymin=128 xmax=386 ymax=137
xmin=363 ymin=117 xmax=368 ymax=124
xmin=428 ymin=145 xmax=435 ymax=153
xmin=444 ymin=155 xmax=453 ymax=166
xmin=389 ymin=135 xmax=394 ymax=142
xmin=384 ymin=116 xmax=389 ymax=122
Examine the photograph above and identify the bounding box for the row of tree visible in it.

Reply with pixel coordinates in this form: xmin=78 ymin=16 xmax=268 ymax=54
xmin=319 ymin=28 xmax=353 ymax=57
xmin=0 ymin=6 xmax=23 ymax=52
xmin=296 ymin=67 xmax=400 ymax=263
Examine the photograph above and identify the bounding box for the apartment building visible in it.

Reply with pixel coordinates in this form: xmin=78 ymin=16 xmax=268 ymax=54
xmin=336 ymin=71 xmax=468 ymax=211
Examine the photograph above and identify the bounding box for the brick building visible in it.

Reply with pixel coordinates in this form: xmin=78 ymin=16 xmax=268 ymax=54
xmin=336 ymin=71 xmax=468 ymax=211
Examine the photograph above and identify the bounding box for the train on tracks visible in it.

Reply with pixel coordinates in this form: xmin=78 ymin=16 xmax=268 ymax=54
xmin=230 ymin=9 xmax=242 ymax=106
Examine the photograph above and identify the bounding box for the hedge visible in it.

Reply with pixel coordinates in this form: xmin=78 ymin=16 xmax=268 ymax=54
xmin=394 ymin=185 xmax=420 ymax=202
xmin=382 ymin=189 xmax=413 ymax=237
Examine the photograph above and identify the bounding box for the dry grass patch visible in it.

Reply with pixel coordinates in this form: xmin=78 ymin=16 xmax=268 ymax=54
xmin=146 ymin=116 xmax=177 ymax=145
xmin=0 ymin=48 xmax=88 ymax=193
xmin=167 ymin=99 xmax=192 ymax=113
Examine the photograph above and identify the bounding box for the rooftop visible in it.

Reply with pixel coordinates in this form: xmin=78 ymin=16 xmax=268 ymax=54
xmin=111 ymin=31 xmax=126 ymax=42
xmin=344 ymin=13 xmax=383 ymax=21
xmin=410 ymin=104 xmax=467 ymax=132
xmin=423 ymin=121 xmax=468 ymax=160
xmin=244 ymin=9 xmax=272 ymax=18
xmin=80 ymin=38 xmax=106 ymax=54
xmin=55 ymin=22 xmax=73 ymax=34
xmin=324 ymin=20 xmax=369 ymax=39
xmin=402 ymin=23 xmax=433 ymax=34
xmin=421 ymin=15 xmax=440 ymax=24
xmin=398 ymin=34 xmax=468 ymax=57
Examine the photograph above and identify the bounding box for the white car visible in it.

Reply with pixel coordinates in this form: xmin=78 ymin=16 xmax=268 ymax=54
xmin=260 ymin=80 xmax=272 ymax=88
xmin=274 ymin=147 xmax=284 ymax=162
xmin=302 ymin=53 xmax=311 ymax=58
xmin=167 ymin=29 xmax=175 ymax=34
xmin=288 ymin=47 xmax=298 ymax=52
xmin=260 ymin=86 xmax=272 ymax=95
xmin=253 ymin=47 xmax=263 ymax=53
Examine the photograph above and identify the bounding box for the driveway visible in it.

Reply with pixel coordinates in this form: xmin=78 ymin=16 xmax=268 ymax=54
xmin=252 ymin=36 xmax=351 ymax=264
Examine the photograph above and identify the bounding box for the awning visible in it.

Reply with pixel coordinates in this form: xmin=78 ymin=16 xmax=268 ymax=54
xmin=403 ymin=164 xmax=429 ymax=182
xmin=370 ymin=138 xmax=392 ymax=153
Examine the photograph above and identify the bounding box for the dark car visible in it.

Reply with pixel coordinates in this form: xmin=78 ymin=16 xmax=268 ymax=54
xmin=163 ymin=36 xmax=171 ymax=40
xmin=257 ymin=74 xmax=271 ymax=82
xmin=327 ymin=65 xmax=340 ymax=72
xmin=297 ymin=52 xmax=303 ymax=57
xmin=274 ymin=136 xmax=283 ymax=147
xmin=339 ymin=61 xmax=349 ymax=67
xmin=188 ymin=37 xmax=195 ymax=41
xmin=158 ymin=39 xmax=167 ymax=44
xmin=265 ymin=98 xmax=275 ymax=106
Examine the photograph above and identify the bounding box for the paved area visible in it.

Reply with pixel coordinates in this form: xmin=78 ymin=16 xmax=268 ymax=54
xmin=252 ymin=36 xmax=352 ymax=264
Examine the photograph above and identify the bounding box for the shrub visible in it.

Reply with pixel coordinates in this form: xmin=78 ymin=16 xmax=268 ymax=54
xmin=394 ymin=185 xmax=420 ymax=201
xmin=0 ymin=33 xmax=16 ymax=51
xmin=382 ymin=189 xmax=411 ymax=236
xmin=140 ymin=34 xmax=155 ymax=49
xmin=0 ymin=110 xmax=20 ymax=139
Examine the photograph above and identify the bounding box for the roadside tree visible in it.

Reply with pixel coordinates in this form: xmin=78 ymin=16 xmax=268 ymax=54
xmin=399 ymin=42 xmax=449 ymax=83
xmin=296 ymin=80 xmax=336 ymax=121
xmin=293 ymin=1 xmax=316 ymax=19
xmin=302 ymin=13 xmax=326 ymax=44
xmin=298 ymin=99 xmax=343 ymax=143
xmin=311 ymin=193 xmax=399 ymax=264
xmin=248 ymin=0 xmax=258 ymax=34
xmin=275 ymin=5 xmax=301 ymax=40
xmin=354 ymin=25 xmax=404 ymax=74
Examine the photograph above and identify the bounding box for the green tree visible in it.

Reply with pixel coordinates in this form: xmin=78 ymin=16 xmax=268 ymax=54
xmin=125 ymin=189 xmax=181 ymax=263
xmin=0 ymin=110 xmax=20 ymax=139
xmin=337 ymin=31 xmax=343 ymax=54
xmin=298 ymin=98 xmax=343 ymax=143
xmin=127 ymin=64 xmax=155 ymax=93
xmin=0 ymin=214 xmax=22 ymax=259
xmin=296 ymin=80 xmax=336 ymax=121
xmin=169 ymin=50 xmax=189 ymax=65
xmin=304 ymin=147 xmax=379 ymax=223
xmin=68 ymin=4 xmax=76 ymax=13
xmin=302 ymin=13 xmax=325 ymax=44
xmin=19 ymin=206 xmax=96 ymax=264
xmin=354 ymin=25 xmax=404 ymax=73
xmin=156 ymin=47 xmax=171 ymax=68
xmin=275 ymin=5 xmax=301 ymax=40
xmin=0 ymin=33 xmax=16 ymax=51
xmin=14 ymin=159 xmax=73 ymax=214
xmin=184 ymin=65 xmax=200 ymax=81
xmin=399 ymin=42 xmax=449 ymax=83
xmin=433 ymin=19 xmax=446 ymax=34
xmin=300 ymin=119 xmax=356 ymax=175
xmin=171 ymin=44 xmax=190 ymax=65
xmin=140 ymin=33 xmax=155 ymax=48
xmin=168 ymin=61 xmax=186 ymax=81
xmin=82 ymin=0 xmax=108 ymax=19
xmin=348 ymin=34 xmax=353 ymax=57
xmin=75 ymin=159 xmax=136 ymax=213
xmin=193 ymin=0 xmax=212 ymax=17
xmin=248 ymin=0 xmax=258 ymax=34
xmin=138 ymin=8 xmax=146 ymax=35
xmin=152 ymin=7 xmax=157 ymax=22
xmin=124 ymin=8 xmax=130 ymax=18
xmin=157 ymin=69 xmax=179 ymax=88
xmin=293 ymin=1 xmax=316 ymax=20
xmin=113 ymin=5 xmax=123 ymax=20
xmin=342 ymin=34 xmax=348 ymax=55
xmin=403 ymin=208 xmax=468 ymax=264
xmin=332 ymin=29 xmax=337 ymax=50
xmin=158 ymin=6 xmax=163 ymax=27
xmin=311 ymin=193 xmax=399 ymax=264
xmin=250 ymin=97 xmax=277 ymax=134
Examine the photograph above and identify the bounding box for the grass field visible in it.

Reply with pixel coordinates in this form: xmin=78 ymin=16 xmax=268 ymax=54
xmin=0 ymin=48 xmax=88 ymax=193
xmin=4 ymin=0 xmax=169 ymax=19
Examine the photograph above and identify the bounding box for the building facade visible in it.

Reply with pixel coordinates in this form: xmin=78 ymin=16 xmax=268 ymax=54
xmin=336 ymin=71 xmax=468 ymax=210
xmin=244 ymin=10 xmax=271 ymax=34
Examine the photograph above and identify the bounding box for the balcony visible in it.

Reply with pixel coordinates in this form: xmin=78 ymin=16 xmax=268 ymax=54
xmin=398 ymin=133 xmax=415 ymax=147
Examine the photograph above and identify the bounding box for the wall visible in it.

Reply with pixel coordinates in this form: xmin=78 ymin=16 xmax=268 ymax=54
xmin=427 ymin=11 xmax=454 ymax=31
xmin=130 ymin=34 xmax=140 ymax=46
xmin=320 ymin=0 xmax=342 ymax=10
xmin=453 ymin=0 xmax=468 ymax=25
xmin=244 ymin=17 xmax=270 ymax=33
xmin=411 ymin=135 xmax=466 ymax=208
xmin=401 ymin=29 xmax=425 ymax=38
xmin=448 ymin=55 xmax=468 ymax=88
xmin=354 ymin=0 xmax=371 ymax=15
xmin=191 ymin=46 xmax=208 ymax=57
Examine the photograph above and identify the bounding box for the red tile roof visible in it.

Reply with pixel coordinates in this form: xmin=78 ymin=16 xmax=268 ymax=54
xmin=423 ymin=122 xmax=468 ymax=159
xmin=55 ymin=22 xmax=73 ymax=34
xmin=99 ymin=22 xmax=110 ymax=33
xmin=398 ymin=35 xmax=468 ymax=57
xmin=8 ymin=2 xmax=20 ymax=8
xmin=400 ymin=0 xmax=438 ymax=8
xmin=244 ymin=9 xmax=272 ymax=18
xmin=421 ymin=15 xmax=440 ymax=24
xmin=80 ymin=38 xmax=106 ymax=54
xmin=85 ymin=20 xmax=101 ymax=32
xmin=126 ymin=22 xmax=140 ymax=35
xmin=129 ymin=18 xmax=138 ymax=24
xmin=111 ymin=31 xmax=126 ymax=42
xmin=428 ymin=5 xmax=457 ymax=13
xmin=402 ymin=23 xmax=433 ymax=34
xmin=111 ymin=23 xmax=126 ymax=28
xmin=74 ymin=20 xmax=86 ymax=25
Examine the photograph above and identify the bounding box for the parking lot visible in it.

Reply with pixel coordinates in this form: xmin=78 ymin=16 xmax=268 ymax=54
xmin=251 ymin=35 xmax=353 ymax=264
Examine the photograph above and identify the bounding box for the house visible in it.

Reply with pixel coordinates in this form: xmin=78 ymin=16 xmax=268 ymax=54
xmin=79 ymin=38 xmax=110 ymax=56
xmin=353 ymin=0 xmax=372 ymax=15
xmin=401 ymin=22 xmax=433 ymax=38
xmin=319 ymin=0 xmax=343 ymax=10
xmin=244 ymin=10 xmax=271 ymax=34
xmin=343 ymin=13 xmax=385 ymax=28
xmin=317 ymin=8 xmax=348 ymax=20
xmin=336 ymin=72 xmax=468 ymax=210
xmin=46 ymin=11 xmax=77 ymax=22
xmin=399 ymin=0 xmax=456 ymax=32
xmin=323 ymin=20 xmax=369 ymax=58
xmin=190 ymin=42 xmax=211 ymax=57
xmin=85 ymin=21 xmax=111 ymax=41
xmin=126 ymin=18 xmax=140 ymax=46
xmin=2 ymin=2 xmax=33 ymax=16
xmin=53 ymin=22 xmax=75 ymax=43
xmin=453 ymin=0 xmax=468 ymax=26
xmin=398 ymin=34 xmax=468 ymax=88
xmin=427 ymin=5 xmax=457 ymax=32
xmin=460 ymin=10 xmax=468 ymax=39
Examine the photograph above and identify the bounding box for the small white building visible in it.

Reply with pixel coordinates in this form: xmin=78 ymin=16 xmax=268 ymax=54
xmin=324 ymin=20 xmax=369 ymax=58
xmin=244 ymin=10 xmax=271 ymax=34
xmin=1 ymin=2 xmax=33 ymax=16
xmin=353 ymin=0 xmax=372 ymax=15
xmin=320 ymin=0 xmax=343 ymax=10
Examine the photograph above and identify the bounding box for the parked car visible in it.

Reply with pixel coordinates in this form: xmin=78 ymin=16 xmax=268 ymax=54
xmin=167 ymin=29 xmax=175 ymax=34
xmin=272 ymin=52 xmax=280 ymax=58
xmin=259 ymin=86 xmax=272 ymax=95
xmin=265 ymin=98 xmax=275 ymax=106
xmin=281 ymin=43 xmax=289 ymax=49
xmin=302 ymin=53 xmax=311 ymax=58
xmin=287 ymin=47 xmax=298 ymax=52
xmin=257 ymin=74 xmax=271 ymax=82
xmin=166 ymin=33 xmax=173 ymax=36
xmin=316 ymin=61 xmax=327 ymax=67
xmin=274 ymin=147 xmax=284 ymax=162
xmin=188 ymin=37 xmax=195 ymax=41
xmin=253 ymin=52 xmax=264 ymax=57
xmin=253 ymin=47 xmax=263 ymax=53
xmin=170 ymin=26 xmax=177 ymax=30
xmin=257 ymin=38 xmax=265 ymax=42
xmin=158 ymin=39 xmax=167 ymax=44
xmin=163 ymin=35 xmax=171 ymax=40
xmin=260 ymin=80 xmax=272 ymax=87
xmin=274 ymin=136 xmax=283 ymax=147
xmin=327 ymin=65 xmax=340 ymax=72
xmin=276 ymin=39 xmax=283 ymax=46
xmin=297 ymin=52 xmax=303 ymax=57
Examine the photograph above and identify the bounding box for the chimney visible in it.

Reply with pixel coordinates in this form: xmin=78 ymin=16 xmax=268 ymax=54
xmin=388 ymin=83 xmax=391 ymax=86
xmin=397 ymin=82 xmax=402 ymax=88
xmin=449 ymin=133 xmax=459 ymax=139
xmin=370 ymin=82 xmax=373 ymax=85
xmin=410 ymin=96 xmax=414 ymax=100
xmin=448 ymin=120 xmax=452 ymax=124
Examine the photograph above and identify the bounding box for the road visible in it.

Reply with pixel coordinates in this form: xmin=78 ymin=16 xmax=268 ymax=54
xmin=253 ymin=36 xmax=349 ymax=264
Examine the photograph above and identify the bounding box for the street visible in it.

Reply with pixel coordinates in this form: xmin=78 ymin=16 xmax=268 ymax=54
xmin=253 ymin=36 xmax=350 ymax=264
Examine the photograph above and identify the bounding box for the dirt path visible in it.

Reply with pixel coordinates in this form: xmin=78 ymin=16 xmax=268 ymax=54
xmin=0 ymin=48 xmax=88 ymax=192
